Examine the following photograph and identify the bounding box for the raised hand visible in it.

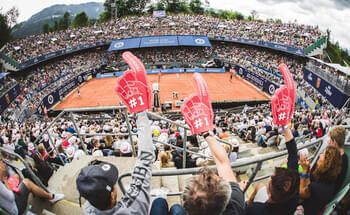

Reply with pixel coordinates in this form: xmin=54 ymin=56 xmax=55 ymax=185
xmin=181 ymin=73 xmax=213 ymax=134
xmin=115 ymin=51 xmax=151 ymax=113
xmin=271 ymin=63 xmax=295 ymax=125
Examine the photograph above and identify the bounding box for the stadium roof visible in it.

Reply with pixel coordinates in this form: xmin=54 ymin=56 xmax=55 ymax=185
xmin=0 ymin=73 xmax=9 ymax=80
xmin=309 ymin=57 xmax=350 ymax=76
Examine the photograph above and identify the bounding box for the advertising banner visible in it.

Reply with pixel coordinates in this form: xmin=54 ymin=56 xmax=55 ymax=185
xmin=19 ymin=41 xmax=108 ymax=70
xmin=303 ymin=67 xmax=348 ymax=108
xmin=140 ymin=36 xmax=178 ymax=47
xmin=234 ymin=65 xmax=280 ymax=96
xmin=178 ymin=35 xmax=211 ymax=47
xmin=108 ymin=35 xmax=211 ymax=51
xmin=0 ymin=84 xmax=21 ymax=114
xmin=153 ymin=10 xmax=166 ymax=18
xmin=36 ymin=67 xmax=101 ymax=114
xmin=108 ymin=38 xmax=141 ymax=51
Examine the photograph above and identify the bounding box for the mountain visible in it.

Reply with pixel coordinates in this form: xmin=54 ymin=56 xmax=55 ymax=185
xmin=12 ymin=2 xmax=104 ymax=38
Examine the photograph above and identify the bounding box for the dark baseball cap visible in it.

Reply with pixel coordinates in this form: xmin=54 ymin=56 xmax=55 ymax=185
xmin=76 ymin=160 xmax=119 ymax=210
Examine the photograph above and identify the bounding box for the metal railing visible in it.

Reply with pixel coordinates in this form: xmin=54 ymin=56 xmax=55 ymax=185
xmin=34 ymin=106 xmax=136 ymax=160
xmin=306 ymin=63 xmax=349 ymax=95
xmin=146 ymin=111 xmax=234 ymax=168
xmin=0 ymin=147 xmax=49 ymax=192
xmin=117 ymin=127 xmax=344 ymax=196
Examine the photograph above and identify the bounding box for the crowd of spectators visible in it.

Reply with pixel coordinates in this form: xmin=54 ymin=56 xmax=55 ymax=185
xmin=0 ymin=102 xmax=349 ymax=214
xmin=1 ymin=41 xmax=339 ymax=122
xmin=3 ymin=14 xmax=322 ymax=63
xmin=0 ymin=51 xmax=107 ymax=122
xmin=0 ymin=76 xmax=17 ymax=97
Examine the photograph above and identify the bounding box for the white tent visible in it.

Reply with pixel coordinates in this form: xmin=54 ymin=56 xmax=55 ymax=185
xmin=14 ymin=46 xmax=21 ymax=51
xmin=120 ymin=26 xmax=127 ymax=30
xmin=309 ymin=56 xmax=350 ymax=76
xmin=193 ymin=22 xmax=199 ymax=27
xmin=51 ymin=38 xmax=57 ymax=42
xmin=94 ymin=30 xmax=103 ymax=34
xmin=70 ymin=34 xmax=76 ymax=38
xmin=37 ymin=41 xmax=43 ymax=45
xmin=144 ymin=23 xmax=151 ymax=27
xmin=218 ymin=24 xmax=226 ymax=28
xmin=169 ymin=22 xmax=176 ymax=26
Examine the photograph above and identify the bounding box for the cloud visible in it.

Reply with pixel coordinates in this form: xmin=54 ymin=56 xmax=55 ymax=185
xmin=332 ymin=0 xmax=350 ymax=10
xmin=209 ymin=0 xmax=350 ymax=50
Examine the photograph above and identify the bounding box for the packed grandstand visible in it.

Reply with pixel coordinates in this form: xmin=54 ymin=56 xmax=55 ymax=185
xmin=0 ymin=3 xmax=350 ymax=215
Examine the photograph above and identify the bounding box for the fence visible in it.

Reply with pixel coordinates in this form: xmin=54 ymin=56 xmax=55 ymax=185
xmin=306 ymin=63 xmax=349 ymax=95
xmin=118 ymin=133 xmax=329 ymax=196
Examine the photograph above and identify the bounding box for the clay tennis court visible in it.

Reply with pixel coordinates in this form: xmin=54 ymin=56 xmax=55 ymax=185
xmin=54 ymin=73 xmax=269 ymax=110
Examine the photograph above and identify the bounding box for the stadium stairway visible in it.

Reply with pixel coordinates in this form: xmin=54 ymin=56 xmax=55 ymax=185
xmin=0 ymin=52 xmax=20 ymax=71
xmin=28 ymin=155 xmax=161 ymax=215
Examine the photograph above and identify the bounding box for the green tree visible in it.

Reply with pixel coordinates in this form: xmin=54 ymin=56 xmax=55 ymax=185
xmin=250 ymin=10 xmax=258 ymax=21
xmin=189 ymin=0 xmax=204 ymax=14
xmin=100 ymin=0 xmax=150 ymax=20
xmin=234 ymin=11 xmax=244 ymax=20
xmin=0 ymin=7 xmax=19 ymax=48
xmin=59 ymin=11 xmax=70 ymax=30
xmin=72 ymin=11 xmax=89 ymax=27
xmin=42 ymin=23 xmax=51 ymax=33
xmin=155 ymin=2 xmax=166 ymax=10
xmin=164 ymin=0 xmax=189 ymax=13
xmin=98 ymin=11 xmax=109 ymax=22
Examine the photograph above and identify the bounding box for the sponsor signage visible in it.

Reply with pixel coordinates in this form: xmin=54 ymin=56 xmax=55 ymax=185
xmin=140 ymin=36 xmax=178 ymax=47
xmin=153 ymin=10 xmax=166 ymax=18
xmin=19 ymin=41 xmax=108 ymax=70
xmin=0 ymin=84 xmax=21 ymax=114
xmin=108 ymin=35 xmax=211 ymax=51
xmin=36 ymin=67 xmax=101 ymax=114
xmin=303 ymin=67 xmax=348 ymax=108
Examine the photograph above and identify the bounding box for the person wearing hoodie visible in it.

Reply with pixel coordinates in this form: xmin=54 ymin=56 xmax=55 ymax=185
xmin=76 ymin=112 xmax=155 ymax=215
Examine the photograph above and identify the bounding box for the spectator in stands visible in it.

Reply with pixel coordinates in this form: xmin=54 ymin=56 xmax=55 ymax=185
xmin=48 ymin=149 xmax=65 ymax=166
xmin=327 ymin=126 xmax=348 ymax=192
xmin=226 ymin=138 xmax=239 ymax=163
xmin=246 ymin=128 xmax=299 ymax=215
xmin=182 ymin=133 xmax=245 ymax=215
xmin=30 ymin=152 xmax=54 ymax=186
xmin=299 ymin=145 xmax=342 ymax=215
xmin=37 ymin=144 xmax=49 ymax=161
xmin=159 ymin=151 xmax=175 ymax=168
xmin=0 ymin=157 xmax=64 ymax=215
xmin=76 ymin=112 xmax=154 ymax=214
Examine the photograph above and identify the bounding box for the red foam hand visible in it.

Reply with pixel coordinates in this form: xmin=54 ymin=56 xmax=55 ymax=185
xmin=115 ymin=52 xmax=151 ymax=113
xmin=193 ymin=72 xmax=213 ymax=123
xmin=271 ymin=63 xmax=295 ymax=125
xmin=181 ymin=73 xmax=213 ymax=134
xmin=279 ymin=63 xmax=295 ymax=117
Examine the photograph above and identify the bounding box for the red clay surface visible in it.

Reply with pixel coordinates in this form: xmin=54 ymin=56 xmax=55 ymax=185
xmin=54 ymin=73 xmax=269 ymax=110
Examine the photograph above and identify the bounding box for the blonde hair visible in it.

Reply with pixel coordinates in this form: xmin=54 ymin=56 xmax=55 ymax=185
xmin=159 ymin=151 xmax=174 ymax=168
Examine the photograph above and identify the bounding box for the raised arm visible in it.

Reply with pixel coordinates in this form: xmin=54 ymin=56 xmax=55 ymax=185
xmin=204 ymin=135 xmax=237 ymax=182
xmin=114 ymin=52 xmax=154 ymax=214
xmin=284 ymin=127 xmax=298 ymax=172
xmin=271 ymin=64 xmax=297 ymax=171
xmin=180 ymin=73 xmax=236 ymax=182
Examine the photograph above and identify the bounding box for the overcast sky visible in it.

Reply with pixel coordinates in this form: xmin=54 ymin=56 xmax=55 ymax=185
xmin=1 ymin=0 xmax=349 ymax=50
